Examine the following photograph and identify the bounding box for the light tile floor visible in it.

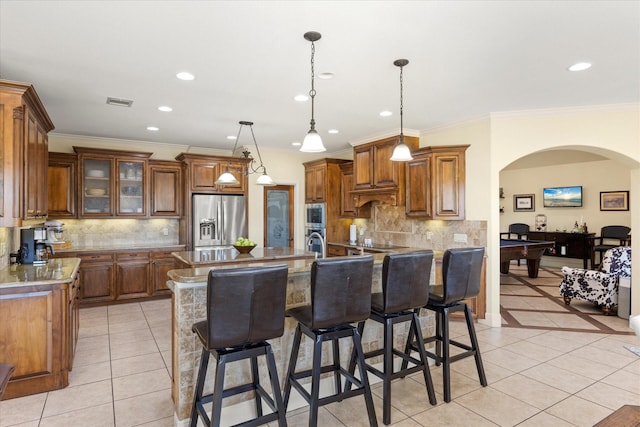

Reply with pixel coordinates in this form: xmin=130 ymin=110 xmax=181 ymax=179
xmin=1 ymin=269 xmax=639 ymax=427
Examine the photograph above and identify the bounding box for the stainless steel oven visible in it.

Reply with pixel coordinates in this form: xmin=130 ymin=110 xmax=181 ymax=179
xmin=305 ymin=203 xmax=326 ymax=229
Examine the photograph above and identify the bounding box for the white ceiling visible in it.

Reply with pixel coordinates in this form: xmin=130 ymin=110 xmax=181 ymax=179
xmin=0 ymin=1 xmax=638 ymax=154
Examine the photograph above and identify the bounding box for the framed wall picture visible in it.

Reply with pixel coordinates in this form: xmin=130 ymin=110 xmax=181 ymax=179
xmin=514 ymin=194 xmax=535 ymax=212
xmin=600 ymin=191 xmax=629 ymax=211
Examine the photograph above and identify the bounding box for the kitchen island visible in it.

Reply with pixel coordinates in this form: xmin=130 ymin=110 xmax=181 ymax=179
xmin=0 ymin=258 xmax=81 ymax=399
xmin=166 ymin=252 xmax=436 ymax=426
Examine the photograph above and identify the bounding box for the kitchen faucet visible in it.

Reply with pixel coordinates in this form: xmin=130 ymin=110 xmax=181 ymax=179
xmin=306 ymin=232 xmax=326 ymax=259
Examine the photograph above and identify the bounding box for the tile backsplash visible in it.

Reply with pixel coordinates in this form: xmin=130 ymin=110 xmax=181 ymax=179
xmin=351 ymin=204 xmax=487 ymax=250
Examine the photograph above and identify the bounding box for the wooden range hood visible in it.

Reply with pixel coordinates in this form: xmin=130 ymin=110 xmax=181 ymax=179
xmin=349 ymin=135 xmax=419 ymax=208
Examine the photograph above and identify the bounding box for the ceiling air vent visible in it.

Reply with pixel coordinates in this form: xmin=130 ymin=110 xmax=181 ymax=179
xmin=106 ymin=97 xmax=133 ymax=107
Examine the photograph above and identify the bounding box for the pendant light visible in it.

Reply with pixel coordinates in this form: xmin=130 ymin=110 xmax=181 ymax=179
xmin=390 ymin=59 xmax=413 ymax=161
xmin=300 ymin=31 xmax=326 ymax=153
xmin=215 ymin=121 xmax=275 ymax=186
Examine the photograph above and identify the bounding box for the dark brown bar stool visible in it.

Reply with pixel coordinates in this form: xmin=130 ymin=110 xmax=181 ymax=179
xmin=347 ymin=251 xmax=437 ymax=425
xmin=282 ymin=256 xmax=377 ymax=427
xmin=0 ymin=363 xmax=15 ymax=400
xmin=190 ymin=264 xmax=289 ymax=427
xmin=407 ymin=247 xmax=487 ymax=402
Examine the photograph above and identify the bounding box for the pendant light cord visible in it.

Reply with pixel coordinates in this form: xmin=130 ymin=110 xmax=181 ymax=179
xmin=309 ymin=40 xmax=316 ymax=131
xmin=399 ymin=63 xmax=404 ymax=141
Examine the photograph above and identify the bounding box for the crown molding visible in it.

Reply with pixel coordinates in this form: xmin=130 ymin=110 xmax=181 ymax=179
xmin=348 ymin=128 xmax=420 ymax=147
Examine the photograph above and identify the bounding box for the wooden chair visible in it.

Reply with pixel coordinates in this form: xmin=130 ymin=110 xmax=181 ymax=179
xmin=591 ymin=225 xmax=631 ymax=268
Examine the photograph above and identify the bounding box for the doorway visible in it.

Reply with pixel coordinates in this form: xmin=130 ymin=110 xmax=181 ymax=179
xmin=264 ymin=185 xmax=294 ymax=248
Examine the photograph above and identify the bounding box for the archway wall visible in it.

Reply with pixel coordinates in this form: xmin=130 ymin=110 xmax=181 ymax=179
xmin=422 ymin=104 xmax=640 ymax=327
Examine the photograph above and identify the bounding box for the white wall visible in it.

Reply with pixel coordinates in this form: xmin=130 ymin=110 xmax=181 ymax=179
xmin=500 ymin=159 xmax=631 ymax=234
xmin=423 ymin=104 xmax=640 ymax=327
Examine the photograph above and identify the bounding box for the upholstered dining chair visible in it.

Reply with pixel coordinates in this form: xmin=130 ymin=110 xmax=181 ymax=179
xmin=591 ymin=225 xmax=631 ymax=268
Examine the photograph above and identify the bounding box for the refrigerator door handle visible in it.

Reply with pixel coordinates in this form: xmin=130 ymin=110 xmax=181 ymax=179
xmin=220 ymin=200 xmax=226 ymax=242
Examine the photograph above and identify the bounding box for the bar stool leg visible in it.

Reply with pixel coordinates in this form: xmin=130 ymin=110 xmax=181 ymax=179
xmin=382 ymin=317 xmax=393 ymax=424
xmin=309 ymin=333 xmax=324 ymax=427
xmin=344 ymin=321 xmax=365 ymax=392
xmin=332 ymin=337 xmax=342 ymax=395
xmin=352 ymin=327 xmax=378 ymax=427
xmin=250 ymin=355 xmax=263 ymax=417
xmin=190 ymin=348 xmax=210 ymax=427
xmin=211 ymin=355 xmax=227 ymax=427
xmin=411 ymin=312 xmax=437 ymax=405
xmin=435 ymin=309 xmax=443 ymax=367
xmin=265 ymin=345 xmax=287 ymax=427
xmin=283 ymin=324 xmax=302 ymax=409
xmin=465 ymin=305 xmax=487 ymax=386
xmin=441 ymin=307 xmax=452 ymax=402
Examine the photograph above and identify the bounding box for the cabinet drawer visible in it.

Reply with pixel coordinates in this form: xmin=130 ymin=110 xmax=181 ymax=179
xmin=116 ymin=252 xmax=150 ymax=262
xmin=78 ymin=253 xmax=114 ymax=263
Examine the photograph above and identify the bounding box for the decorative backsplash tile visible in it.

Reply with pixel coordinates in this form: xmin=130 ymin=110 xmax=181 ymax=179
xmin=61 ymin=219 xmax=179 ymax=248
xmin=357 ymin=204 xmax=487 ymax=250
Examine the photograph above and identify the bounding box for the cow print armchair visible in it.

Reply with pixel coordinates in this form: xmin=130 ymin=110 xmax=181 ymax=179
xmin=560 ymin=246 xmax=631 ymax=315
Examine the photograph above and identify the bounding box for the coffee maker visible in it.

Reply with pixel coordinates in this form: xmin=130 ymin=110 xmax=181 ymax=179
xmin=16 ymin=227 xmax=53 ymax=265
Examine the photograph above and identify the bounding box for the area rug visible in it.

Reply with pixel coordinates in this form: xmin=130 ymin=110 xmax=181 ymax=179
xmin=499 ymin=264 xmax=634 ymax=335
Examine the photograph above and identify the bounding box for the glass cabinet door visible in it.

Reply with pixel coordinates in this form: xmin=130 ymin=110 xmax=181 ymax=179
xmin=117 ymin=160 xmax=145 ymax=215
xmin=82 ymin=158 xmax=111 ymax=215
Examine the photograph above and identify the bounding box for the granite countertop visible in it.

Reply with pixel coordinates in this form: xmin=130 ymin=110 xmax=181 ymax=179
xmin=172 ymin=247 xmax=317 ymax=267
xmin=0 ymin=258 xmax=81 ymax=288
xmin=167 ymin=253 xmax=390 ymax=284
xmin=327 ymin=241 xmax=432 ymax=253
xmin=54 ymin=243 xmax=186 ymax=253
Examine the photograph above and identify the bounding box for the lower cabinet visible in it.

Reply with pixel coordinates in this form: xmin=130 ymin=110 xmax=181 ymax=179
xmin=327 ymin=244 xmax=347 ymax=257
xmin=116 ymin=252 xmax=150 ymax=300
xmin=54 ymin=246 xmax=183 ymax=305
xmin=151 ymin=249 xmax=180 ymax=295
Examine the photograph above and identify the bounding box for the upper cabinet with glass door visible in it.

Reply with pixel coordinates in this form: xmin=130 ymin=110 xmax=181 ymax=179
xmin=75 ymin=147 xmax=151 ymax=218
xmin=117 ymin=160 xmax=145 ymax=215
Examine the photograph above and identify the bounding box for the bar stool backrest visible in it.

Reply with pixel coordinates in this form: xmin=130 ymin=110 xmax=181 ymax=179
xmin=441 ymin=248 xmax=485 ymax=304
xmin=381 ymin=250 xmax=434 ymax=313
xmin=206 ymin=264 xmax=288 ymax=349
xmin=310 ymin=255 xmax=374 ymax=329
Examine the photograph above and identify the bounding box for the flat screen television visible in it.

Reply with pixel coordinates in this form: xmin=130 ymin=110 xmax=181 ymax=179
xmin=543 ymin=186 xmax=583 ymax=207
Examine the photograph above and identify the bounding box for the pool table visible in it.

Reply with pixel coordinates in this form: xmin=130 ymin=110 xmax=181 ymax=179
xmin=500 ymin=239 xmax=555 ymax=278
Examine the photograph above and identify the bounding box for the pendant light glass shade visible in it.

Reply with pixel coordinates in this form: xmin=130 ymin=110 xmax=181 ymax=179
xmin=390 ymin=139 xmax=413 ymax=161
xmin=390 ymin=58 xmax=413 ymax=161
xmin=300 ymin=31 xmax=326 ymax=153
xmin=215 ymin=121 xmax=275 ymax=186
xmin=301 ymin=129 xmax=325 ymax=152
xmin=215 ymin=170 xmax=240 ymax=185
xmin=256 ymin=171 xmax=275 ymax=186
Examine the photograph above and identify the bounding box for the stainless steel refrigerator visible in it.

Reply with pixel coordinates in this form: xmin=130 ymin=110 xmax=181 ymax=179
xmin=192 ymin=194 xmax=247 ymax=249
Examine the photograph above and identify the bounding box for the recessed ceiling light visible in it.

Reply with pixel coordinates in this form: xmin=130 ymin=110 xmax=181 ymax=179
xmin=227 ymin=135 xmax=237 ymax=140
xmin=328 ymin=129 xmax=339 ymax=134
xmin=291 ymin=142 xmax=301 ymax=147
xmin=158 ymin=106 xmax=173 ymax=112
xmin=176 ymin=71 xmax=195 ymax=80
xmin=294 ymin=94 xmax=309 ymax=102
xmin=147 ymin=126 xmax=159 ymax=131
xmin=318 ymin=72 xmax=335 ymax=80
xmin=379 ymin=110 xmax=393 ymax=117
xmin=568 ymin=62 xmax=592 ymax=72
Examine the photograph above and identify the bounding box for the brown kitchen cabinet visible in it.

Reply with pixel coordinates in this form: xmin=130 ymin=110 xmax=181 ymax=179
xmin=48 ymin=152 xmax=77 ymax=218
xmin=76 ymin=252 xmax=115 ymax=303
xmin=303 ymin=158 xmax=353 ymax=244
xmin=351 ymin=135 xmax=418 ymax=208
xmin=304 ymin=162 xmax=327 ymax=203
xmin=176 ymin=153 xmax=249 ymax=195
xmin=406 ymin=145 xmax=468 ymax=220
xmin=149 ymin=160 xmax=182 ymax=217
xmin=327 ymin=244 xmax=347 ymax=257
xmin=150 ymin=248 xmax=180 ymax=295
xmin=75 ymin=147 xmax=152 ymax=217
xmin=0 ymin=80 xmax=54 ymax=226
xmin=116 ymin=251 xmax=150 ymax=300
xmin=67 ymin=274 xmax=80 ymax=369
xmin=338 ymin=162 xmax=371 ymax=218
